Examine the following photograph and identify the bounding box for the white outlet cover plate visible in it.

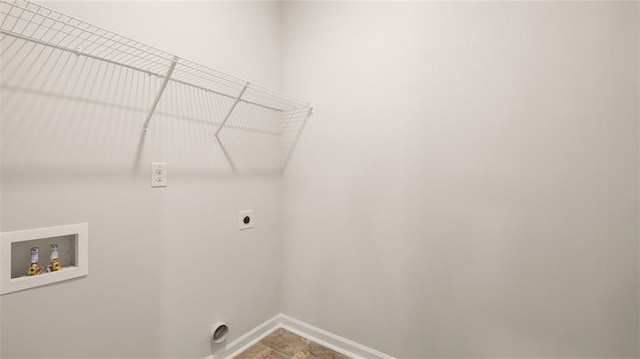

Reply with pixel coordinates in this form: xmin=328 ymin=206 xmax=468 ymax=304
xmin=239 ymin=210 xmax=254 ymax=230
xmin=151 ymin=162 xmax=167 ymax=187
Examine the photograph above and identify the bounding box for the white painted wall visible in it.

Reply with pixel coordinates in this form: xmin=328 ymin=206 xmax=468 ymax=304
xmin=0 ymin=22 xmax=3 ymax=357
xmin=281 ymin=2 xmax=639 ymax=358
xmin=1 ymin=2 xmax=284 ymax=358
xmin=2 ymin=2 xmax=640 ymax=358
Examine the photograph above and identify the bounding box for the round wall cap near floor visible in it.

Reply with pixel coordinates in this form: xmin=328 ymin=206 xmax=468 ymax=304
xmin=211 ymin=322 xmax=229 ymax=343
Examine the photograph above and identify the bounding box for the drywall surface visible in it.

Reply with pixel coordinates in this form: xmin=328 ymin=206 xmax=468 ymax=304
xmin=281 ymin=2 xmax=640 ymax=357
xmin=1 ymin=2 xmax=283 ymax=358
xmin=0 ymin=24 xmax=3 ymax=359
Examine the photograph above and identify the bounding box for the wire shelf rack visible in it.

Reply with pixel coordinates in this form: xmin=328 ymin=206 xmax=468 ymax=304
xmin=0 ymin=0 xmax=313 ymax=173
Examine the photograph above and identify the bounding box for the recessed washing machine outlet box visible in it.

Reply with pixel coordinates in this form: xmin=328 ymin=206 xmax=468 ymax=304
xmin=0 ymin=223 xmax=89 ymax=295
xmin=238 ymin=210 xmax=254 ymax=230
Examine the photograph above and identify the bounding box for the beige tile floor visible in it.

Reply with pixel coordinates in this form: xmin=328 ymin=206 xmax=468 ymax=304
xmin=234 ymin=328 xmax=351 ymax=359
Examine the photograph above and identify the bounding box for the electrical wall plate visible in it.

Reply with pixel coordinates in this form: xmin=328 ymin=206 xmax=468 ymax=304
xmin=238 ymin=210 xmax=254 ymax=230
xmin=151 ymin=162 xmax=167 ymax=187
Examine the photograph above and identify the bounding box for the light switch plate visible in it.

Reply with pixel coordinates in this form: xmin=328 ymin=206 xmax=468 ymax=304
xmin=239 ymin=210 xmax=254 ymax=230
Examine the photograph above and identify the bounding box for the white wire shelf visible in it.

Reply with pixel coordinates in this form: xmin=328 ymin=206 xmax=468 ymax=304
xmin=0 ymin=0 xmax=314 ymax=173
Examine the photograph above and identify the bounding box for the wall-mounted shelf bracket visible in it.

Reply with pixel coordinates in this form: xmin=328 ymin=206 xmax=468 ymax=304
xmin=213 ymin=82 xmax=249 ymax=141
xmin=0 ymin=0 xmax=314 ymax=173
xmin=142 ymin=56 xmax=178 ymax=134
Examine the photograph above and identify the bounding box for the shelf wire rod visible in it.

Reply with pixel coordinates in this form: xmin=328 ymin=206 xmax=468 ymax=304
xmin=235 ymin=85 xmax=309 ymax=109
xmin=0 ymin=5 xmax=52 ymax=63
xmin=173 ymin=60 xmax=246 ymax=88
xmin=49 ymin=48 xmax=80 ymax=92
xmin=65 ymin=23 xmax=109 ymax=57
xmin=283 ymin=112 xmax=312 ymax=119
xmin=98 ymin=35 xmax=164 ymax=70
xmin=0 ymin=4 xmax=306 ymax=111
xmin=91 ymin=33 xmax=171 ymax=70
xmin=281 ymin=106 xmax=311 ymax=113
xmin=85 ymin=28 xmax=122 ymax=58
xmin=170 ymin=71 xmax=242 ymax=97
xmin=191 ymin=82 xmax=202 ymax=127
xmin=75 ymin=29 xmax=169 ymax=73
xmin=229 ymin=86 xmax=301 ymax=111
xmin=186 ymin=79 xmax=196 ymax=121
xmin=172 ymin=62 xmax=241 ymax=84
xmin=281 ymin=105 xmax=314 ymax=170
xmin=280 ymin=114 xmax=312 ymax=124
xmin=213 ymin=82 xmax=248 ymax=141
xmin=35 ymin=13 xmax=79 ymax=45
xmin=203 ymin=85 xmax=217 ymax=127
xmin=95 ymin=35 xmax=138 ymax=59
xmin=134 ymin=62 xmax=142 ymax=108
xmin=0 ymin=2 xmax=26 ymax=43
xmin=27 ymin=47 xmax=67 ymax=93
xmin=175 ymin=71 xmax=236 ymax=90
xmin=280 ymin=107 xmax=298 ymax=135
xmin=25 ymin=47 xmax=60 ymax=92
xmin=193 ymin=81 xmax=205 ymax=122
xmin=76 ymin=55 xmax=99 ymax=100
xmin=0 ymin=5 xmax=35 ymax=54
xmin=2 ymin=2 xmax=297 ymax=104
xmin=93 ymin=58 xmax=112 ymax=106
xmin=196 ymin=82 xmax=210 ymax=127
xmin=4 ymin=21 xmax=69 ymax=84
xmin=0 ymin=1 xmax=18 ymax=33
xmin=121 ymin=46 xmax=160 ymax=71
xmin=75 ymin=58 xmax=105 ymax=127
xmin=3 ymin=2 xmax=177 ymax=66
xmin=142 ymin=55 xmax=178 ymax=134
xmin=0 ymin=29 xmax=162 ymax=77
xmin=13 ymin=13 xmax=76 ymax=83
xmin=3 ymin=23 xmax=166 ymax=76
xmin=50 ymin=21 xmax=93 ymax=50
xmin=247 ymin=82 xmax=311 ymax=107
xmin=34 ymin=49 xmax=74 ymax=94
xmin=2 ymin=11 xmax=306 ymax=110
xmin=1 ymin=29 xmax=284 ymax=112
xmin=4 ymin=79 xmax=285 ymax=137
xmin=171 ymin=62 xmax=301 ymax=107
xmin=118 ymin=63 xmax=130 ymax=108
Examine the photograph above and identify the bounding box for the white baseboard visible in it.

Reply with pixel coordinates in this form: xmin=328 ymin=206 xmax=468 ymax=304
xmin=206 ymin=313 xmax=395 ymax=359
xmin=278 ymin=314 xmax=395 ymax=359
xmin=206 ymin=313 xmax=281 ymax=359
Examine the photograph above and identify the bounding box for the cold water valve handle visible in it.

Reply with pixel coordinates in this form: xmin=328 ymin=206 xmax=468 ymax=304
xmin=27 ymin=247 xmax=39 ymax=276
xmin=50 ymin=244 xmax=61 ymax=271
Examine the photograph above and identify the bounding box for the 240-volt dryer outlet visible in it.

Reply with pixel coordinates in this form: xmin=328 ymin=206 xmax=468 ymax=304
xmin=239 ymin=210 xmax=254 ymax=230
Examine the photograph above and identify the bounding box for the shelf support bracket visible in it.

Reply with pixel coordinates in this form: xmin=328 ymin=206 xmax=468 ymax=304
xmin=213 ymin=82 xmax=249 ymax=141
xmin=142 ymin=56 xmax=178 ymax=134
